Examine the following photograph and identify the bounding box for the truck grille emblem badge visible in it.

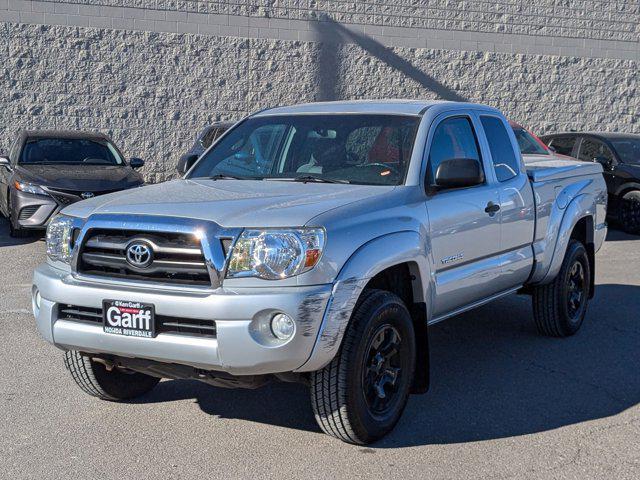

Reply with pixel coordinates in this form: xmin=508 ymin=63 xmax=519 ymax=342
xmin=81 ymin=192 xmax=95 ymax=199
xmin=126 ymin=242 xmax=153 ymax=268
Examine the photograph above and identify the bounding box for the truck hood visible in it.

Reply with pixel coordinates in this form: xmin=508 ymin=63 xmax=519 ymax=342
xmin=15 ymin=164 xmax=143 ymax=192
xmin=61 ymin=178 xmax=396 ymax=227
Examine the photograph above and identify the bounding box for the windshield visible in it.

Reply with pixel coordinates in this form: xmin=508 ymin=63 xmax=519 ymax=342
xmin=19 ymin=138 xmax=123 ymax=165
xmin=187 ymin=114 xmax=420 ymax=185
xmin=611 ymin=138 xmax=640 ymax=165
xmin=512 ymin=127 xmax=549 ymax=155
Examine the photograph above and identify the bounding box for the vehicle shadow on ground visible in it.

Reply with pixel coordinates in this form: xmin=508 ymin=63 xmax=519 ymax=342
xmin=605 ymin=227 xmax=638 ymax=242
xmin=137 ymin=283 xmax=639 ymax=447
xmin=0 ymin=217 xmax=42 ymax=246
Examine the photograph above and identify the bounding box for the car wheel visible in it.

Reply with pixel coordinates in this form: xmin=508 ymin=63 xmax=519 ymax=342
xmin=619 ymin=191 xmax=640 ymax=235
xmin=532 ymin=240 xmax=591 ymax=337
xmin=63 ymin=351 xmax=160 ymax=401
xmin=310 ymin=289 xmax=416 ymax=444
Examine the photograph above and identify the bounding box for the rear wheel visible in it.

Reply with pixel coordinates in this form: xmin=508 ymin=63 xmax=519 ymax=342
xmin=619 ymin=191 xmax=640 ymax=235
xmin=63 ymin=351 xmax=160 ymax=401
xmin=532 ymin=240 xmax=590 ymax=337
xmin=310 ymin=290 xmax=416 ymax=444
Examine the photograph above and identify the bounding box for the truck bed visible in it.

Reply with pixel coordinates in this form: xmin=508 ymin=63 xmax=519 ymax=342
xmin=524 ymin=155 xmax=603 ymax=182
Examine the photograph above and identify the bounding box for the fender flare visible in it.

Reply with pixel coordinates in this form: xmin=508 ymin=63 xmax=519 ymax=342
xmin=535 ymin=193 xmax=596 ymax=285
xmin=295 ymin=230 xmax=432 ymax=373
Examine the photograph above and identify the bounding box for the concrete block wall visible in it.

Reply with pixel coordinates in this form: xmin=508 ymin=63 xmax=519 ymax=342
xmin=1 ymin=1 xmax=639 ymax=181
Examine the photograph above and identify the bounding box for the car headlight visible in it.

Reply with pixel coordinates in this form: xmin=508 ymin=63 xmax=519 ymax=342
xmin=14 ymin=180 xmax=48 ymax=196
xmin=46 ymin=214 xmax=75 ymax=264
xmin=227 ymin=228 xmax=325 ymax=280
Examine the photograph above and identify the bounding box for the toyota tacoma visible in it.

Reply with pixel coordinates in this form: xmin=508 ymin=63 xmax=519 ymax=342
xmin=32 ymin=101 xmax=607 ymax=444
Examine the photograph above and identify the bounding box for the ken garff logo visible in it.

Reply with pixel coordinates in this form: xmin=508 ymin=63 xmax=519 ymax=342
xmin=81 ymin=192 xmax=94 ymax=199
xmin=126 ymin=242 xmax=153 ymax=268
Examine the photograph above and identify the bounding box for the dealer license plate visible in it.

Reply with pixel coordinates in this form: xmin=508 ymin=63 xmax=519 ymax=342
xmin=103 ymin=300 xmax=156 ymax=338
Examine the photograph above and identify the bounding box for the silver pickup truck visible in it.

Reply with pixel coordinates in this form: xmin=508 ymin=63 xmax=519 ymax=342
xmin=33 ymin=100 xmax=607 ymax=444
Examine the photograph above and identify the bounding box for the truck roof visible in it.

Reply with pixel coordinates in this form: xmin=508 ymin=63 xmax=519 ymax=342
xmin=253 ymin=100 xmax=496 ymax=117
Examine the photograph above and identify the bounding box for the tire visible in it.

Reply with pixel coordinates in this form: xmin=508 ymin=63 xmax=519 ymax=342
xmin=532 ymin=240 xmax=591 ymax=337
xmin=619 ymin=191 xmax=640 ymax=235
xmin=310 ymin=289 xmax=416 ymax=444
xmin=63 ymin=350 xmax=160 ymax=401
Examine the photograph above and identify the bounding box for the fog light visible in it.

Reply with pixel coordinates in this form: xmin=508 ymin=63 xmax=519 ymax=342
xmin=32 ymin=287 xmax=41 ymax=318
xmin=270 ymin=313 xmax=295 ymax=340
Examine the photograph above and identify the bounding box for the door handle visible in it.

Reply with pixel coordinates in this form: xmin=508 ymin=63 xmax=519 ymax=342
xmin=485 ymin=201 xmax=501 ymax=215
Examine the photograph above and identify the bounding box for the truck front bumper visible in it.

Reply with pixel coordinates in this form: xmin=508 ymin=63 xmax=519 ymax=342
xmin=33 ymin=263 xmax=334 ymax=376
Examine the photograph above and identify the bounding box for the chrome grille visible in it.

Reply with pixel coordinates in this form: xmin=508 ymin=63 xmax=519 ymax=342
xmin=58 ymin=304 xmax=216 ymax=338
xmin=77 ymin=229 xmax=211 ymax=286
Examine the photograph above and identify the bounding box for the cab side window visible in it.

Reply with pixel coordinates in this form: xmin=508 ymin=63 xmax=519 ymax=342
xmin=480 ymin=115 xmax=520 ymax=181
xmin=548 ymin=136 xmax=576 ymax=156
xmin=429 ymin=116 xmax=482 ymax=183
xmin=577 ymin=138 xmax=615 ymax=163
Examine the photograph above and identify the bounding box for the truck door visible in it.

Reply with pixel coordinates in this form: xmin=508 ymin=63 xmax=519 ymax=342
xmin=425 ymin=114 xmax=503 ymax=318
xmin=478 ymin=114 xmax=535 ymax=289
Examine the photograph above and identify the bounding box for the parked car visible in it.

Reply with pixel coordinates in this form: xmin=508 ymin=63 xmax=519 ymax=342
xmin=542 ymin=132 xmax=640 ymax=234
xmin=0 ymin=131 xmax=145 ymax=237
xmin=32 ymin=101 xmax=607 ymax=444
xmin=177 ymin=121 xmax=233 ymax=175
xmin=510 ymin=121 xmax=555 ymax=156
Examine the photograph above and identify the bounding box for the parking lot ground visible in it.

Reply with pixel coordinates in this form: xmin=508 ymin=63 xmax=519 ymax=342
xmin=1 ymin=217 xmax=638 ymax=479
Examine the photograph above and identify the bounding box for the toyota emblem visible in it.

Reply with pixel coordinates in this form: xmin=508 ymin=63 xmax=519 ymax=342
xmin=126 ymin=242 xmax=153 ymax=268
xmin=81 ymin=192 xmax=95 ymax=199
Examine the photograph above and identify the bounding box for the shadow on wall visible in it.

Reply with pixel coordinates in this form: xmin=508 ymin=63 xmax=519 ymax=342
xmin=134 ymin=283 xmax=639 ymax=448
xmin=310 ymin=14 xmax=469 ymax=103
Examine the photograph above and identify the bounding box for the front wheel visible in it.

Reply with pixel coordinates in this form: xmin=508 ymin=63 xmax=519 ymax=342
xmin=532 ymin=240 xmax=591 ymax=337
xmin=310 ymin=289 xmax=416 ymax=444
xmin=64 ymin=351 xmax=160 ymax=401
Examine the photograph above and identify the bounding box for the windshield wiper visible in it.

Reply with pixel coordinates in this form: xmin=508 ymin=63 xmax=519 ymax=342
xmin=209 ymin=173 xmax=253 ymax=180
xmin=291 ymin=175 xmax=350 ymax=184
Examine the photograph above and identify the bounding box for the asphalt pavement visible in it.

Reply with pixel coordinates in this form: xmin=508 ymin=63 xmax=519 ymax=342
xmin=1 ymin=217 xmax=638 ymax=479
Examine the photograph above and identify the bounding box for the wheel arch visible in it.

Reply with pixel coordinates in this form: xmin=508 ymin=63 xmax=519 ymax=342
xmin=533 ymin=193 xmax=597 ymax=288
xmin=614 ymin=182 xmax=640 ymax=197
xmin=295 ymin=230 xmax=432 ymax=392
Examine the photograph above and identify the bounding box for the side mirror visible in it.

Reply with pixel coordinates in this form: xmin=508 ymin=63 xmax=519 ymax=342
xmin=177 ymin=154 xmax=198 ymax=175
xmin=547 ymin=145 xmax=557 ymax=153
xmin=433 ymin=158 xmax=485 ymax=190
xmin=0 ymin=155 xmax=9 ymax=168
xmin=594 ymin=156 xmax=613 ymax=170
xmin=234 ymin=151 xmax=252 ymax=163
xmin=129 ymin=158 xmax=145 ymax=169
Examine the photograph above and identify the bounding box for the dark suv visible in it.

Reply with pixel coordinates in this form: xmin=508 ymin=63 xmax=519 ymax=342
xmin=542 ymin=132 xmax=640 ymax=234
xmin=0 ymin=131 xmax=145 ymax=237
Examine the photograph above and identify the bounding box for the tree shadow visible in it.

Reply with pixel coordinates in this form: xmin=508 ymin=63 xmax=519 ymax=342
xmin=0 ymin=217 xmax=42 ymax=246
xmin=135 ymin=283 xmax=639 ymax=446
xmin=310 ymin=14 xmax=468 ymax=102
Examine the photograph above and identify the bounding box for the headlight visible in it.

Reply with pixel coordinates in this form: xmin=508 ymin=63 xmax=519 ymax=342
xmin=46 ymin=214 xmax=74 ymax=264
xmin=14 ymin=180 xmax=48 ymax=196
xmin=227 ymin=228 xmax=325 ymax=280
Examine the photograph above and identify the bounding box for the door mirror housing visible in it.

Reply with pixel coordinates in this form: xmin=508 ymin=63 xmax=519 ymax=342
xmin=594 ymin=156 xmax=613 ymax=170
xmin=432 ymin=158 xmax=485 ymax=190
xmin=177 ymin=154 xmax=198 ymax=175
xmin=129 ymin=158 xmax=145 ymax=169
xmin=0 ymin=155 xmax=9 ymax=168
